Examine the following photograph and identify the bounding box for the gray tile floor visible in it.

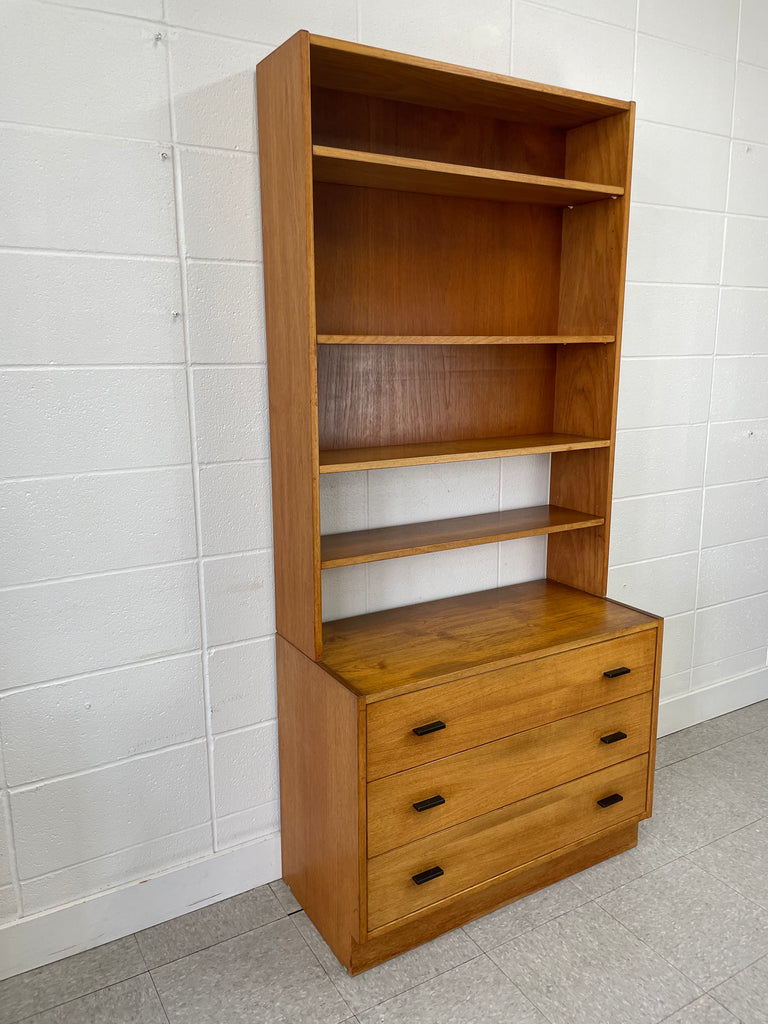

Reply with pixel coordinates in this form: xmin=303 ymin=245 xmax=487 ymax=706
xmin=3 ymin=699 xmax=768 ymax=1024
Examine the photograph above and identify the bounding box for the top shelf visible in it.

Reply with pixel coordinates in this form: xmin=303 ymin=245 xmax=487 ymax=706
xmin=313 ymin=146 xmax=624 ymax=206
xmin=318 ymin=334 xmax=615 ymax=346
xmin=309 ymin=34 xmax=632 ymax=128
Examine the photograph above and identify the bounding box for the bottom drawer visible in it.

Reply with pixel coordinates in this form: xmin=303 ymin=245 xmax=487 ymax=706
xmin=367 ymin=754 xmax=649 ymax=931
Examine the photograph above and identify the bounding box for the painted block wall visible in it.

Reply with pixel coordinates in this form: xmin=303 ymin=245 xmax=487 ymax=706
xmin=0 ymin=0 xmax=766 ymax=979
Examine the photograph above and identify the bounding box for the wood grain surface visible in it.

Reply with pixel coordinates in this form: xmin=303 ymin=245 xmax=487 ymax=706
xmin=318 ymin=334 xmax=614 ymax=345
xmin=276 ymin=638 xmax=364 ymax=961
xmin=313 ymin=184 xmax=562 ymax=337
xmin=313 ymin=145 xmax=623 ymax=204
xmin=321 ymin=578 xmax=660 ymax=699
xmin=257 ymin=33 xmax=322 ymax=657
xmin=367 ymin=754 xmax=649 ymax=929
xmin=319 ymin=434 xmax=610 ymax=472
xmin=367 ymin=692 xmax=652 ymax=855
xmin=366 ymin=628 xmax=658 ymax=779
xmin=317 ymin=344 xmax=556 ymax=449
xmin=349 ymin=821 xmax=638 ymax=970
xmin=309 ymin=34 xmax=630 ymax=127
xmin=321 ymin=505 xmax=603 ymax=568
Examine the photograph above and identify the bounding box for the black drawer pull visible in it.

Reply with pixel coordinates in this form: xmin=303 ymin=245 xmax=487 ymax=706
xmin=597 ymin=793 xmax=624 ymax=808
xmin=413 ymin=794 xmax=446 ymax=812
xmin=412 ymin=866 xmax=444 ymax=885
xmin=604 ymin=666 xmax=631 ymax=678
xmin=413 ymin=720 xmax=446 ymax=736
xmin=600 ymin=731 xmax=628 ymax=745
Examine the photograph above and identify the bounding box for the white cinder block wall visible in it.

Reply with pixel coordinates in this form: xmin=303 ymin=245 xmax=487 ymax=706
xmin=0 ymin=0 xmax=766 ymax=980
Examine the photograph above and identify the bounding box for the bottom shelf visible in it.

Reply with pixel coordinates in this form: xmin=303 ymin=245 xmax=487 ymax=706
xmin=320 ymin=578 xmax=660 ymax=699
xmin=321 ymin=504 xmax=603 ymax=568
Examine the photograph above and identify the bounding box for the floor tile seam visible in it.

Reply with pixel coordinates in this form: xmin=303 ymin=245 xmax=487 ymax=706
xmin=571 ymin=847 xmax=690 ymax=902
xmin=591 ymin=895 xmax=707 ymax=995
xmin=454 ymin=949 xmax=559 ymax=1024
xmin=691 ymin=814 xmax=768 ymax=856
xmin=680 ymin=854 xmax=768 ymax=922
xmin=134 ymin=931 xmax=150 ymax=972
xmin=655 ymin=999 xmax=704 ymax=1024
xmin=484 ymin=942 xmax=566 ymax=1024
xmin=462 ymin=892 xmax=593 ymax=954
xmin=7 ymin=968 xmax=151 ymax=1024
xmin=147 ymin=971 xmax=172 ymax=1024
xmin=661 ymin=763 xmax=765 ymax=829
xmin=661 ymin=725 xmax=768 ymax=767
xmin=684 ymin=856 xmax=768 ymax=942
xmin=284 ymin=915 xmax=354 ymax=1020
xmin=141 ymin=901 xmax=288 ymax=972
xmin=678 ymin=809 xmax=764 ymax=859
xmin=705 ymin=979 xmax=752 ymax=1016
xmin=371 ymin=949 xmax=491 ymax=1012
xmin=343 ymin=949 xmax=490 ymax=1018
xmin=655 ymin=994 xmax=708 ymax=1024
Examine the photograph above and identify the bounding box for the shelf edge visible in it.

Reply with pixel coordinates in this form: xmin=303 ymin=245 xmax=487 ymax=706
xmin=317 ymin=334 xmax=615 ymax=345
xmin=320 ymin=506 xmax=605 ymax=568
xmin=319 ymin=437 xmax=612 ymax=473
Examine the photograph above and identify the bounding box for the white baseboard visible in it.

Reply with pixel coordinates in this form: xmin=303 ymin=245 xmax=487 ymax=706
xmin=658 ymin=667 xmax=768 ymax=737
xmin=0 ymin=833 xmax=281 ymax=983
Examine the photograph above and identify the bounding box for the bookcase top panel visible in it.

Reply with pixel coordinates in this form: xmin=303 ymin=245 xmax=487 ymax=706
xmin=308 ymin=33 xmax=631 ymax=128
xmin=321 ymin=579 xmax=658 ymax=699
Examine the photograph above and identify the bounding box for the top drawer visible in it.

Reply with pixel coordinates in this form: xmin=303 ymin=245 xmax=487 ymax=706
xmin=367 ymin=629 xmax=657 ymax=780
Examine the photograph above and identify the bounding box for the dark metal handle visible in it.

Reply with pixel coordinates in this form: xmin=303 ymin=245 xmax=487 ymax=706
xmin=413 ymin=720 xmax=446 ymax=736
xmin=600 ymin=731 xmax=628 ymax=745
xmin=597 ymin=793 xmax=624 ymax=808
xmin=604 ymin=666 xmax=630 ymax=678
xmin=413 ymin=794 xmax=445 ymax=812
xmin=412 ymin=866 xmax=444 ymax=885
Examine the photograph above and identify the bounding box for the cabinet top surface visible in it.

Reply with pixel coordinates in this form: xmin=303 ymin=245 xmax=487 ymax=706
xmin=266 ymin=32 xmax=633 ymax=128
xmin=320 ymin=580 xmax=659 ymax=699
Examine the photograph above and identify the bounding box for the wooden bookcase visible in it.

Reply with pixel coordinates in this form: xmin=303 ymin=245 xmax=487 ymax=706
xmin=257 ymin=31 xmax=663 ymax=974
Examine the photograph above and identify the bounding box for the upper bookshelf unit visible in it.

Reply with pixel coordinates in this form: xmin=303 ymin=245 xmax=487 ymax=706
xmin=257 ymin=32 xmax=635 ymax=659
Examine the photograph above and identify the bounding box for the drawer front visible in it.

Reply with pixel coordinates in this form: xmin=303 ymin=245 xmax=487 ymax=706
xmin=367 ymin=629 xmax=657 ymax=780
xmin=368 ymin=754 xmax=649 ymax=931
xmin=367 ymin=691 xmax=652 ymax=856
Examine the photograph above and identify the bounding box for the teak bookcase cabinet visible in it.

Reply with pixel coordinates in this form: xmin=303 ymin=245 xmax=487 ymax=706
xmin=257 ymin=31 xmax=663 ymax=974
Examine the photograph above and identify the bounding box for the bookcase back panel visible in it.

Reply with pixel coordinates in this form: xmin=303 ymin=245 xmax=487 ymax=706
xmin=314 ymin=184 xmax=562 ymax=336
xmin=311 ymin=88 xmax=566 ymax=177
xmin=317 ymin=344 xmax=556 ymax=449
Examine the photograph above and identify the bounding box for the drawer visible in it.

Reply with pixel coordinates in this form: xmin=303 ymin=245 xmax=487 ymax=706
xmin=367 ymin=691 xmax=652 ymax=856
xmin=367 ymin=629 xmax=657 ymax=780
xmin=368 ymin=754 xmax=649 ymax=931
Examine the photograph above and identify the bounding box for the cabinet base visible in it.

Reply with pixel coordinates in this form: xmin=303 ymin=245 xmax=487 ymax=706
xmin=343 ymin=819 xmax=639 ymax=975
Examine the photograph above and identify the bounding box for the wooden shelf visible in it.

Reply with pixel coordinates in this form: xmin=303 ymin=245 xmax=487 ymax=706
xmin=319 ymin=433 xmax=610 ymax=473
xmin=310 ymin=35 xmax=632 ymax=129
xmin=317 ymin=334 xmax=615 ymax=346
xmin=321 ymin=579 xmax=658 ymax=699
xmin=313 ymin=146 xmax=624 ymax=206
xmin=321 ymin=505 xmax=603 ymax=568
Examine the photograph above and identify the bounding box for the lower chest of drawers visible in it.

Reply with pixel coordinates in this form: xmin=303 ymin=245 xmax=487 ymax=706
xmin=363 ymin=628 xmax=659 ymax=932
xmin=276 ymin=619 xmax=662 ymax=974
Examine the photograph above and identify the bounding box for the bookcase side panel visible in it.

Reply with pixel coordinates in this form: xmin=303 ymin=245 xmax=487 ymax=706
xmin=548 ymin=109 xmax=635 ymax=595
xmin=276 ymin=637 xmax=363 ymax=966
xmin=257 ymin=33 xmax=322 ymax=658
